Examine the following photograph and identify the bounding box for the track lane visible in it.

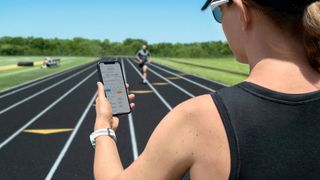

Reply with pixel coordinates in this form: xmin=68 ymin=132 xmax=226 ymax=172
xmin=0 ymin=63 xmax=97 ymax=111
xmin=0 ymin=65 xmax=96 ymax=144
xmin=0 ymin=68 xmax=98 ymax=179
xmin=129 ymin=59 xmax=217 ymax=96
xmin=0 ymin=61 xmax=97 ymax=99
xmin=151 ymin=62 xmax=227 ymax=90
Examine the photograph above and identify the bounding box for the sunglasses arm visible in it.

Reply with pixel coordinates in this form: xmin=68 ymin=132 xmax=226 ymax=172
xmin=209 ymin=0 xmax=230 ymax=10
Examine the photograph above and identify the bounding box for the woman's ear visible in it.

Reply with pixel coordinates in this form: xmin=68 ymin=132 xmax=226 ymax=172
xmin=233 ymin=0 xmax=251 ymax=31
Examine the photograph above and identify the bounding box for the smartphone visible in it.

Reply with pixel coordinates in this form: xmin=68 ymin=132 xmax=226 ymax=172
xmin=97 ymin=60 xmax=131 ymax=115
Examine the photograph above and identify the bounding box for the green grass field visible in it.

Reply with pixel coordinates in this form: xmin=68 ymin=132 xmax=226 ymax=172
xmin=0 ymin=56 xmax=249 ymax=92
xmin=0 ymin=56 xmax=98 ymax=92
xmin=153 ymin=57 xmax=250 ymax=85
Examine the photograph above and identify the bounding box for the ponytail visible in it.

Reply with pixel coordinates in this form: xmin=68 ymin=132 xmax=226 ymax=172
xmin=303 ymin=2 xmax=320 ymax=72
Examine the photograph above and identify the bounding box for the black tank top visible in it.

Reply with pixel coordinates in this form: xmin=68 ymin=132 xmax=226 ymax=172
xmin=211 ymin=81 xmax=320 ymax=180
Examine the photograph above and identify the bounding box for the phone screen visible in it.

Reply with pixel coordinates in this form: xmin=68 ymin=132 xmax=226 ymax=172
xmin=99 ymin=62 xmax=130 ymax=115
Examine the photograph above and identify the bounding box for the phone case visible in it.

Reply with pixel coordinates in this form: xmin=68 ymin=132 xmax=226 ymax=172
xmin=97 ymin=59 xmax=131 ymax=116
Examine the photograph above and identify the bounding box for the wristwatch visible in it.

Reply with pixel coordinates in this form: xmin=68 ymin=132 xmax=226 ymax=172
xmin=90 ymin=128 xmax=117 ymax=148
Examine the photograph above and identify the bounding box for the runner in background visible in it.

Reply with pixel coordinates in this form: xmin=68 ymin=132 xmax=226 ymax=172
xmin=135 ymin=45 xmax=151 ymax=84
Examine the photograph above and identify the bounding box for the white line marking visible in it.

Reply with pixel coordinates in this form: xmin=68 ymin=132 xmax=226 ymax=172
xmin=128 ymin=114 xmax=138 ymax=159
xmin=150 ymin=63 xmax=216 ymax=93
xmin=0 ymin=71 xmax=97 ymax=150
xmin=0 ymin=64 xmax=95 ymax=115
xmin=148 ymin=68 xmax=195 ymax=98
xmin=121 ymin=58 xmax=139 ymax=160
xmin=127 ymin=58 xmax=172 ymax=110
xmin=45 ymin=92 xmax=97 ymax=180
xmin=0 ymin=62 xmax=94 ymax=98
xmin=153 ymin=61 xmax=228 ymax=87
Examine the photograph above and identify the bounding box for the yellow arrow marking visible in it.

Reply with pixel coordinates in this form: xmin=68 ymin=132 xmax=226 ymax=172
xmin=152 ymin=82 xmax=169 ymax=86
xmin=129 ymin=90 xmax=153 ymax=94
xmin=23 ymin=128 xmax=73 ymax=135
xmin=167 ymin=76 xmax=180 ymax=80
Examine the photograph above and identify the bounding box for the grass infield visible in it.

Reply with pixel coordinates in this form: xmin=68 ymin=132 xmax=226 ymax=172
xmin=0 ymin=56 xmax=98 ymax=92
xmin=152 ymin=57 xmax=249 ymax=85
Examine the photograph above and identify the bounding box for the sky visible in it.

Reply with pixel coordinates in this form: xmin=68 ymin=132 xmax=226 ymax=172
xmin=0 ymin=0 xmax=227 ymax=44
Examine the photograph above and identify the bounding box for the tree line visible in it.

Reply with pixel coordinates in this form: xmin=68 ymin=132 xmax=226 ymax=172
xmin=0 ymin=36 xmax=232 ymax=57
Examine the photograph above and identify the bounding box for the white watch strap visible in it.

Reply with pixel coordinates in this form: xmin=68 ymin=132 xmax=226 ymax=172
xmin=90 ymin=128 xmax=117 ymax=148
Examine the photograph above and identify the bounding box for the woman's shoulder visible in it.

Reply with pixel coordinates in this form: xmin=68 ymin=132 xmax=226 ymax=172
xmin=171 ymin=94 xmax=230 ymax=178
xmin=156 ymin=94 xmax=226 ymax=139
xmin=180 ymin=94 xmax=224 ymax=124
xmin=172 ymin=94 xmax=217 ymax=121
xmin=170 ymin=94 xmax=227 ymax=143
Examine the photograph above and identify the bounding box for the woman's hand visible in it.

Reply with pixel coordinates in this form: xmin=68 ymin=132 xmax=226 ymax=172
xmin=94 ymin=82 xmax=135 ymax=131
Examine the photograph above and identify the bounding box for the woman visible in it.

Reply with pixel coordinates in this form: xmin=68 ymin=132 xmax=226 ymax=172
xmin=92 ymin=0 xmax=320 ymax=179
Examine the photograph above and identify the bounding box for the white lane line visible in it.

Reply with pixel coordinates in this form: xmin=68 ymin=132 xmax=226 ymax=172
xmin=0 ymin=62 xmax=94 ymax=98
xmin=128 ymin=113 xmax=138 ymax=159
xmin=45 ymin=92 xmax=97 ymax=180
xmin=153 ymin=62 xmax=228 ymax=87
xmin=0 ymin=70 xmax=97 ymax=150
xmin=0 ymin=64 xmax=95 ymax=115
xmin=148 ymin=68 xmax=195 ymax=98
xmin=121 ymin=58 xmax=139 ymax=160
xmin=127 ymin=58 xmax=172 ymax=110
xmin=149 ymin=63 xmax=216 ymax=93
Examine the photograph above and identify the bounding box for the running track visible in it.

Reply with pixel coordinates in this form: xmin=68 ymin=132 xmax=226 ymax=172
xmin=0 ymin=57 xmax=227 ymax=179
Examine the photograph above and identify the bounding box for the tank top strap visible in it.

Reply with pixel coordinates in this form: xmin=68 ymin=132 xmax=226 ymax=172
xmin=211 ymin=92 xmax=240 ymax=180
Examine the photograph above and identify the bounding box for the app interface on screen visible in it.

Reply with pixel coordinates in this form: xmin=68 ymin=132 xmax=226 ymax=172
xmin=100 ymin=63 xmax=130 ymax=114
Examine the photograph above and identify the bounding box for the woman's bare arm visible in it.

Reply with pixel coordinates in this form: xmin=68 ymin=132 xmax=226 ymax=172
xmin=93 ymin=82 xmax=204 ymax=179
xmin=93 ymin=82 xmax=228 ymax=179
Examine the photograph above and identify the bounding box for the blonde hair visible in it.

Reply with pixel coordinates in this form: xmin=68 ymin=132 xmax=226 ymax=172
xmin=243 ymin=1 xmax=320 ymax=72
xmin=303 ymin=2 xmax=320 ymax=72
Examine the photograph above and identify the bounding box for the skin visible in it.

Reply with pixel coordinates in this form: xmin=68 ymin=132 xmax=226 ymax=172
xmin=93 ymin=0 xmax=320 ymax=179
xmin=135 ymin=45 xmax=152 ymax=81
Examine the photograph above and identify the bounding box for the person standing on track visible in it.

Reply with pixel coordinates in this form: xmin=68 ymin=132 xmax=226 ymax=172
xmin=91 ymin=0 xmax=320 ymax=179
xmin=135 ymin=45 xmax=151 ymax=84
